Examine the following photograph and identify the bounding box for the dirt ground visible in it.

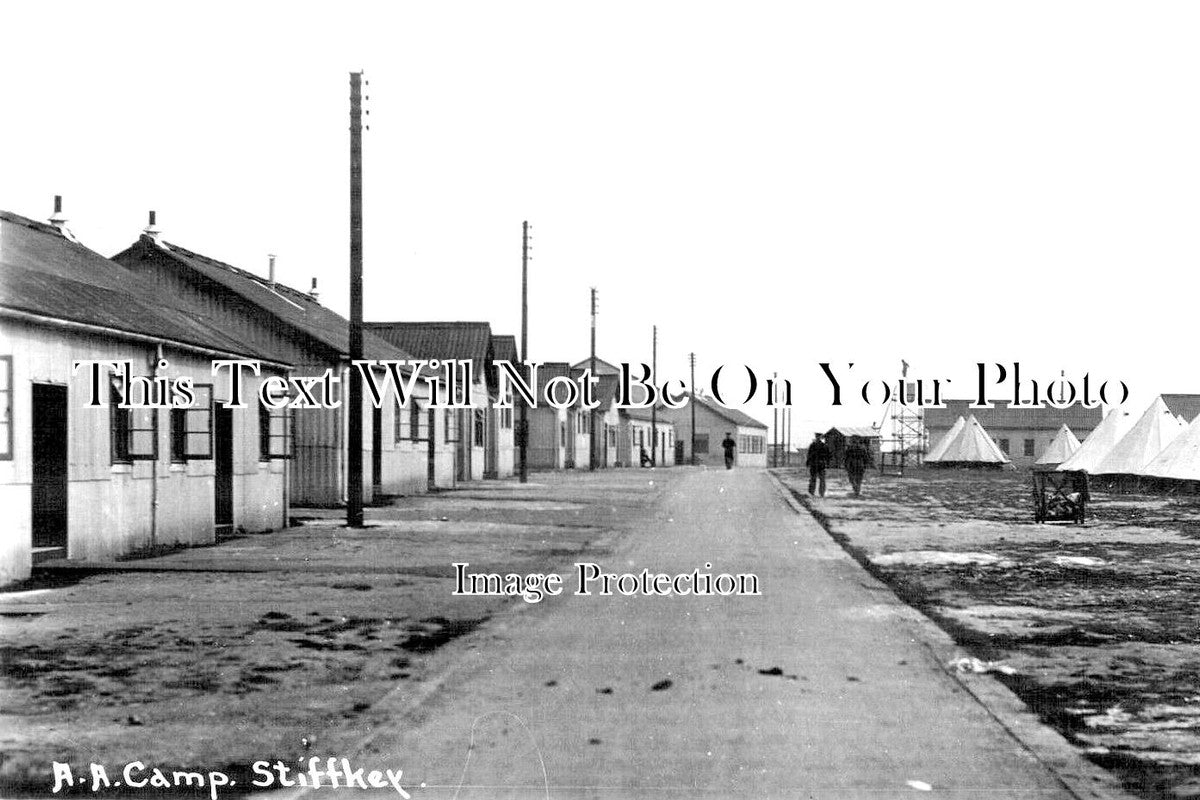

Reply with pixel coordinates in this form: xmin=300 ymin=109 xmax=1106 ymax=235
xmin=779 ymin=466 xmax=1200 ymax=800
xmin=0 ymin=471 xmax=664 ymax=797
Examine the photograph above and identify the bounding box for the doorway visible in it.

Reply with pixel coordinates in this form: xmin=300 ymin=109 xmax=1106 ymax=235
xmin=456 ymin=410 xmax=468 ymax=482
xmin=371 ymin=406 xmax=383 ymax=498
xmin=31 ymin=384 xmax=68 ymax=561
xmin=214 ymin=405 xmax=234 ymax=537
xmin=425 ymin=408 xmax=436 ymax=491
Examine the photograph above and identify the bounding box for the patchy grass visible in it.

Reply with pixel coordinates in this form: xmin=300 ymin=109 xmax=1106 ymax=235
xmin=779 ymin=467 xmax=1200 ymax=799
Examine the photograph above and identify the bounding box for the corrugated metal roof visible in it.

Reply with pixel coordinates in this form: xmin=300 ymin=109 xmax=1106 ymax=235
xmin=690 ymin=393 xmax=768 ymax=430
xmin=533 ymin=361 xmax=572 ymax=384
xmin=0 ymin=211 xmax=285 ymax=363
xmin=569 ymin=367 xmax=621 ymax=410
xmin=623 ymin=405 xmax=676 ymax=424
xmin=366 ymin=322 xmax=492 ymax=373
xmin=926 ymin=399 xmax=1102 ymax=433
xmin=1162 ymin=394 xmax=1200 ymax=424
xmin=828 ymin=426 xmax=879 ymax=438
xmin=491 ymin=334 xmax=519 ymax=363
xmin=112 ymin=236 xmax=409 ymax=362
xmin=570 ymin=357 xmax=622 ymax=375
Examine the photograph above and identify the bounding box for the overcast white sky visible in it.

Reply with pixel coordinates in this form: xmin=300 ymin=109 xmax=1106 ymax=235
xmin=3 ymin=2 xmax=1199 ymax=439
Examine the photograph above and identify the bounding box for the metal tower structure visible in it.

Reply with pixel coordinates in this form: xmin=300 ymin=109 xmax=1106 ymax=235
xmin=875 ymin=360 xmax=927 ymax=476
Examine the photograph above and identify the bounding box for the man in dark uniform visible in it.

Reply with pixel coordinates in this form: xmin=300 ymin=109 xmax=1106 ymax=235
xmin=721 ymin=432 xmax=736 ymax=469
xmin=806 ymin=432 xmax=830 ymax=496
xmin=844 ymin=436 xmax=871 ymax=497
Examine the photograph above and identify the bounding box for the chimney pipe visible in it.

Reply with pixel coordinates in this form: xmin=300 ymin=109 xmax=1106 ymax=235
xmin=309 ymin=277 xmax=319 ymax=302
xmin=49 ymin=195 xmax=75 ymax=240
xmin=268 ymin=254 xmax=277 ymax=288
xmin=144 ymin=210 xmax=162 ymax=243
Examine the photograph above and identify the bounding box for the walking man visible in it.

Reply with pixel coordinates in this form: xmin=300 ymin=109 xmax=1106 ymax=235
xmin=844 ymin=436 xmax=871 ymax=497
xmin=806 ymin=432 xmax=829 ymax=496
xmin=721 ymin=432 xmax=737 ymax=470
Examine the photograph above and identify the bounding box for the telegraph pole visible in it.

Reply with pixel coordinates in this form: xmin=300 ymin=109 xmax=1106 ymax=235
xmin=650 ymin=325 xmax=658 ymax=466
xmin=518 ymin=221 xmax=529 ymax=483
xmin=347 ymin=71 xmax=365 ymax=528
xmin=689 ymin=352 xmax=697 ymax=465
xmin=772 ymin=372 xmax=778 ymax=467
xmin=589 ymin=288 xmax=597 ymax=471
xmin=786 ymin=407 xmax=792 ymax=466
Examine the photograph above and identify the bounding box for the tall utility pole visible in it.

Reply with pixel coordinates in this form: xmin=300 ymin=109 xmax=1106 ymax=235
xmin=786 ymin=407 xmax=792 ymax=466
xmin=518 ymin=221 xmax=529 ymax=483
xmin=689 ymin=352 xmax=697 ymax=465
xmin=650 ymin=325 xmax=658 ymax=466
xmin=773 ymin=413 xmax=779 ymax=467
xmin=772 ymin=372 xmax=779 ymax=467
xmin=347 ymin=71 xmax=365 ymax=528
xmin=589 ymin=288 xmax=597 ymax=471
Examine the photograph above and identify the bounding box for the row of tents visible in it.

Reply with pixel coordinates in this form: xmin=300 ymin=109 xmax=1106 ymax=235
xmin=1054 ymin=396 xmax=1198 ymax=482
xmin=925 ymin=396 xmax=1200 ymax=483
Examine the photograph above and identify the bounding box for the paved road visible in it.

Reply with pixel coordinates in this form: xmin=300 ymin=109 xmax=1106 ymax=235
xmin=287 ymin=468 xmax=1110 ymax=800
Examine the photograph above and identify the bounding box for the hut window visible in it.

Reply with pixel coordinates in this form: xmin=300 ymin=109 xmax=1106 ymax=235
xmin=259 ymin=405 xmax=291 ymax=460
xmin=998 ymin=438 xmax=1010 ymax=455
xmin=694 ymin=434 xmax=709 ymax=454
xmin=444 ymin=408 xmax=457 ymax=443
xmin=170 ymin=384 xmax=213 ymax=461
xmin=415 ymin=404 xmax=429 ymax=441
xmin=1024 ymin=439 xmax=1035 ymax=457
xmin=0 ymin=356 xmax=11 ymax=460
xmin=395 ymin=404 xmax=406 ymax=443
xmin=110 ymin=376 xmax=157 ymax=462
xmin=407 ymin=403 xmax=422 ymax=441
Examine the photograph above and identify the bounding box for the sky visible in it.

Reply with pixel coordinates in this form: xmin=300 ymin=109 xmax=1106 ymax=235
xmin=3 ymin=1 xmax=1199 ymax=441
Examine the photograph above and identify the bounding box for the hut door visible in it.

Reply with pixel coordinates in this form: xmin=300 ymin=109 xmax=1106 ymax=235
xmin=31 ymin=384 xmax=68 ymax=560
xmin=371 ymin=406 xmax=383 ymax=496
xmin=456 ymin=410 xmax=468 ymax=481
xmin=214 ymin=405 xmax=234 ymax=536
xmin=426 ymin=407 xmax=437 ymax=492
xmin=484 ymin=409 xmax=497 ymax=478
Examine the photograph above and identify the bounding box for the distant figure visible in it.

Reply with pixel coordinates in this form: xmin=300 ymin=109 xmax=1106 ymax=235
xmin=806 ymin=433 xmax=830 ymax=497
xmin=640 ymin=447 xmax=652 ymax=467
xmin=721 ymin=432 xmax=737 ymax=470
xmin=844 ymin=437 xmax=871 ymax=497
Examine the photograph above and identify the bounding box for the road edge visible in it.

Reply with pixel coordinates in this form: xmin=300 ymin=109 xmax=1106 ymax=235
xmin=765 ymin=469 xmax=1140 ymax=800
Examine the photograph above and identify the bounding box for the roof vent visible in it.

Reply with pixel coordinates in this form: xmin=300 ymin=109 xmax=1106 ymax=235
xmin=48 ymin=195 xmax=77 ymax=241
xmin=268 ymin=254 xmax=277 ymax=288
xmin=143 ymin=210 xmax=162 ymax=244
xmin=309 ymin=277 xmax=319 ymax=303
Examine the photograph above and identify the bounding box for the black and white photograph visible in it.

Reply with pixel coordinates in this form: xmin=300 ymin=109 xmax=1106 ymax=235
xmin=3 ymin=3 xmax=1200 ymax=798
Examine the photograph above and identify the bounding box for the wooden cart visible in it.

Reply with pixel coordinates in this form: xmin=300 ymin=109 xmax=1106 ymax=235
xmin=1032 ymin=468 xmax=1088 ymax=524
